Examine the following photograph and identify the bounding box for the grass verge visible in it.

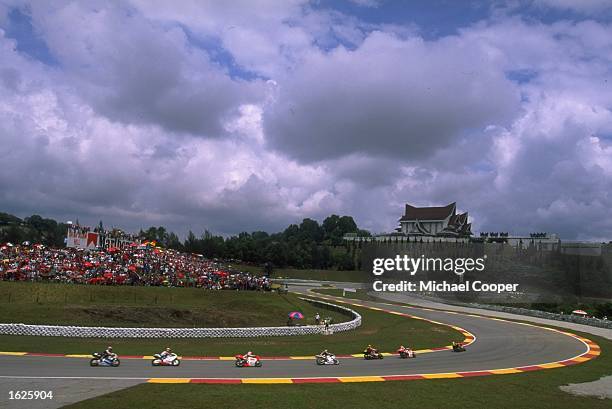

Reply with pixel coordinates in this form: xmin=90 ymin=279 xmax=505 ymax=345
xmin=0 ymin=281 xmax=347 ymax=328
xmin=0 ymin=302 xmax=459 ymax=356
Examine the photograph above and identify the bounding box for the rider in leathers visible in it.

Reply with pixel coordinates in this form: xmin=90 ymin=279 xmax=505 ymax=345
xmin=160 ymin=347 xmax=174 ymax=361
xmin=101 ymin=346 xmax=116 ymax=360
xmin=365 ymin=344 xmax=378 ymax=356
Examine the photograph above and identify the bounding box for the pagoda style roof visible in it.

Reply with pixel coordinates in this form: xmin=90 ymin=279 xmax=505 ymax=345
xmin=448 ymin=212 xmax=468 ymax=226
xmin=399 ymin=202 xmax=456 ymax=222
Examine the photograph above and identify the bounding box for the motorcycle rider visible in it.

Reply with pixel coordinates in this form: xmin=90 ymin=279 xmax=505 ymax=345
xmin=398 ymin=345 xmax=414 ymax=357
xmin=452 ymin=341 xmax=465 ymax=351
xmin=159 ymin=347 xmax=174 ymax=361
xmin=102 ymin=346 xmax=115 ymax=359
xmin=364 ymin=344 xmax=378 ymax=356
xmin=244 ymin=351 xmax=256 ymax=361
xmin=317 ymin=349 xmax=337 ymax=364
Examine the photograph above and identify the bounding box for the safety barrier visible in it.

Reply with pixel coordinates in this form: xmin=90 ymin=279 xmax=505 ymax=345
xmin=0 ymin=298 xmax=361 ymax=338
xmin=402 ymin=292 xmax=612 ymax=329
xmin=470 ymin=304 xmax=612 ymax=329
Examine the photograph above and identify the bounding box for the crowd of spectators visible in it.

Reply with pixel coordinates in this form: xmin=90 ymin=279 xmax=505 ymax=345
xmin=0 ymin=242 xmax=271 ymax=291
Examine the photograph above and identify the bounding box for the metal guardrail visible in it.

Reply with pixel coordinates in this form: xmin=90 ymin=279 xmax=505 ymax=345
xmin=400 ymin=292 xmax=612 ymax=329
xmin=0 ymin=298 xmax=361 ymax=338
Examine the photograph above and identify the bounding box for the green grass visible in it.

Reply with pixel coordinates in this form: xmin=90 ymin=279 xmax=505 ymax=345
xmin=230 ymin=264 xmax=370 ymax=282
xmin=0 ymin=281 xmax=347 ymax=328
xmin=63 ymin=331 xmax=612 ymax=409
xmin=0 ymin=302 xmax=459 ymax=356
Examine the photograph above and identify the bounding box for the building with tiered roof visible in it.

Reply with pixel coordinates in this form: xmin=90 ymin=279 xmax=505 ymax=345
xmin=397 ymin=202 xmax=472 ymax=237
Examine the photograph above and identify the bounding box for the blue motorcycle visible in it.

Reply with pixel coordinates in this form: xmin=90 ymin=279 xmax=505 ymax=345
xmin=90 ymin=352 xmax=120 ymax=367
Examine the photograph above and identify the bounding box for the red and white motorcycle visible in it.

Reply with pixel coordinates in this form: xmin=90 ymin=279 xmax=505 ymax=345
xmin=152 ymin=353 xmax=180 ymax=366
xmin=235 ymin=354 xmax=262 ymax=367
xmin=397 ymin=347 xmax=416 ymax=359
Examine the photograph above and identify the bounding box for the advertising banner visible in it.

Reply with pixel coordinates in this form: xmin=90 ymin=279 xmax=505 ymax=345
xmin=66 ymin=229 xmax=99 ymax=249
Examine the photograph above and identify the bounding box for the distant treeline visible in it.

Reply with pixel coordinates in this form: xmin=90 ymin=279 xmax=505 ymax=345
xmin=0 ymin=213 xmax=68 ymax=248
xmin=0 ymin=212 xmax=369 ymax=270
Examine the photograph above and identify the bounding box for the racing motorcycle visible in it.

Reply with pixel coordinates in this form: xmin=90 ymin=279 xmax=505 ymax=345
xmin=152 ymin=353 xmax=181 ymax=366
xmin=452 ymin=343 xmax=466 ymax=353
xmin=397 ymin=348 xmax=416 ymax=359
xmin=315 ymin=354 xmax=339 ymax=365
xmin=235 ymin=354 xmax=262 ymax=367
xmin=363 ymin=350 xmax=384 ymax=360
xmin=90 ymin=352 xmax=120 ymax=367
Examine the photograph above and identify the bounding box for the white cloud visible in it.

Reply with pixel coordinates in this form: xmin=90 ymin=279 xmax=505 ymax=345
xmin=0 ymin=2 xmax=612 ymax=240
xmin=26 ymin=1 xmax=265 ymax=137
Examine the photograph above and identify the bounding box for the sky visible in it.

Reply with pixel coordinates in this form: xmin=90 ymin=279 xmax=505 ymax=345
xmin=0 ymin=0 xmax=611 ymax=240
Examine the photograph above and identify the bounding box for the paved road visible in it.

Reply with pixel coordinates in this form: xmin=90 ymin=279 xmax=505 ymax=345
xmin=0 ymin=287 xmax=597 ymax=408
xmin=372 ymin=290 xmax=612 ymax=340
xmin=0 ymin=294 xmax=589 ymax=380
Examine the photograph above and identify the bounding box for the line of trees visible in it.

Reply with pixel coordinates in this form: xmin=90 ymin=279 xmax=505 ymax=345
xmin=141 ymin=215 xmax=370 ymax=269
xmin=0 ymin=213 xmax=68 ymax=247
xmin=0 ymin=212 xmax=369 ymax=270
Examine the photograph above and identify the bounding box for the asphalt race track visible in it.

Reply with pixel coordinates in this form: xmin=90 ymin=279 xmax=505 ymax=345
xmin=0 ymin=291 xmax=596 ymax=383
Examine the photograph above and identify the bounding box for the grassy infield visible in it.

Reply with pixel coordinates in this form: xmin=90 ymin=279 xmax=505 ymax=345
xmin=0 ymin=282 xmax=609 ymax=408
xmin=0 ymin=282 xmax=351 ymax=328
xmin=0 ymin=281 xmax=455 ymax=356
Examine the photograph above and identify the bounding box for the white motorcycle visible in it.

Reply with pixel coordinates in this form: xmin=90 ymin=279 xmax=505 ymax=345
xmin=316 ymin=354 xmax=339 ymax=365
xmin=152 ymin=353 xmax=181 ymax=366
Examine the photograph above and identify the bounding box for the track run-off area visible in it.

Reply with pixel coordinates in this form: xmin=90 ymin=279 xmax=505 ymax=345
xmin=0 ymin=289 xmax=600 ymax=384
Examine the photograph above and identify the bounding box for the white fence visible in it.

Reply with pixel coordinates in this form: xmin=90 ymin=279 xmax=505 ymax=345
xmin=0 ymin=298 xmax=361 ymax=338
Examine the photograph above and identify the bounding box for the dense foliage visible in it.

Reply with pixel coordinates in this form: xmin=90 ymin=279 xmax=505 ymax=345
xmin=0 ymin=213 xmax=68 ymax=248
xmin=0 ymin=212 xmax=369 ymax=270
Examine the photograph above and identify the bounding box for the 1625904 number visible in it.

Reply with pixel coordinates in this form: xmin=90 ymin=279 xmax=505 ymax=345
xmin=9 ymin=390 xmax=53 ymax=400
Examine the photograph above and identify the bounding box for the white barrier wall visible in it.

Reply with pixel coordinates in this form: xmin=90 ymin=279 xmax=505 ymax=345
xmin=0 ymin=298 xmax=361 ymax=338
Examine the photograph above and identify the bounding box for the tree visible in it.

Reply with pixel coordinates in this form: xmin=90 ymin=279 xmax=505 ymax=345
xmin=184 ymin=231 xmax=199 ymax=253
xmin=166 ymin=232 xmax=183 ymax=251
xmin=2 ymin=225 xmax=25 ymax=244
xmin=0 ymin=210 xmax=371 ymax=270
xmin=299 ymin=218 xmax=324 ymax=243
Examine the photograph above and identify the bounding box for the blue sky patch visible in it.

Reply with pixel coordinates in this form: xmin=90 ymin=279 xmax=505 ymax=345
xmin=4 ymin=7 xmax=58 ymax=66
